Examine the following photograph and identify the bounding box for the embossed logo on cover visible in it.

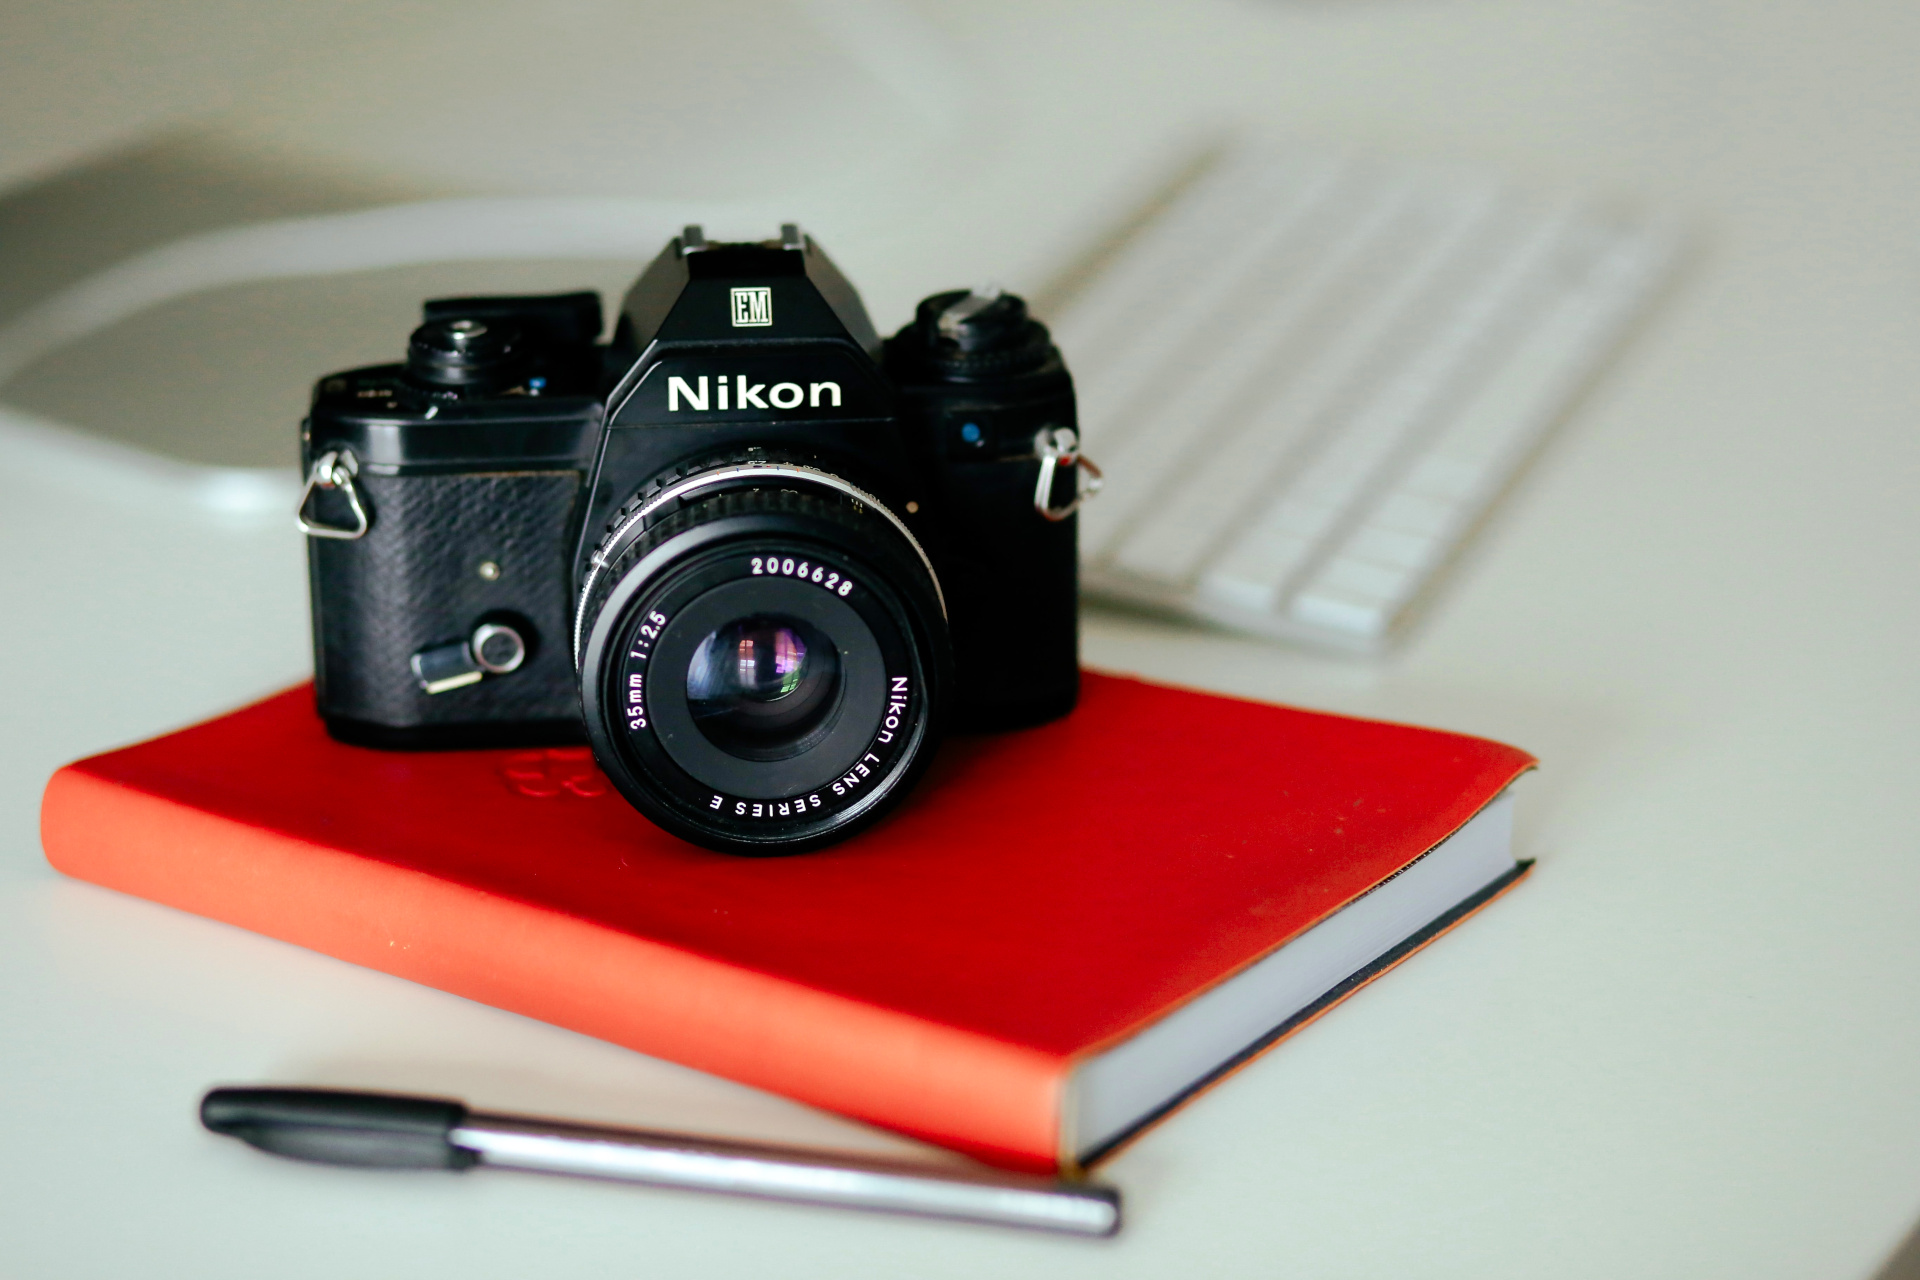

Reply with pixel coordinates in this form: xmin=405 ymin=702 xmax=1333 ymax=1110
xmin=501 ymin=747 xmax=608 ymax=799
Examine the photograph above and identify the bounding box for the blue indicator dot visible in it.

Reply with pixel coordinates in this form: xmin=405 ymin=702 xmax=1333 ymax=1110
xmin=959 ymin=422 xmax=983 ymax=444
xmin=528 ymin=376 xmax=548 ymax=392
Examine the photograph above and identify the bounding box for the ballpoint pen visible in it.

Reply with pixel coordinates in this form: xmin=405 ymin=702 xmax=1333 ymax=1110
xmin=200 ymin=1087 xmax=1121 ymax=1237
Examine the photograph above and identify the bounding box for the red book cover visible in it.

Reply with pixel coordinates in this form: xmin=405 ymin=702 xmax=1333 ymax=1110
xmin=40 ymin=671 xmax=1533 ymax=1172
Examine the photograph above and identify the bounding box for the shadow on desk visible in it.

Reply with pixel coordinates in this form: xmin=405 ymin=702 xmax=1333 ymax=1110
xmin=1877 ymin=1219 xmax=1920 ymax=1280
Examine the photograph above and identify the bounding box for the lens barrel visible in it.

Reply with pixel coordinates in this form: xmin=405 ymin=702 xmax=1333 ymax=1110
xmin=575 ymin=472 xmax=949 ymax=855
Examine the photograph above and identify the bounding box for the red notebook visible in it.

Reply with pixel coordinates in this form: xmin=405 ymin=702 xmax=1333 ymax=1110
xmin=41 ymin=671 xmax=1533 ymax=1172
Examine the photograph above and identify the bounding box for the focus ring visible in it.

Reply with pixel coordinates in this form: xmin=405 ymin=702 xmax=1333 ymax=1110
xmin=574 ymin=460 xmax=945 ymax=667
xmin=582 ymin=484 xmax=931 ymax=638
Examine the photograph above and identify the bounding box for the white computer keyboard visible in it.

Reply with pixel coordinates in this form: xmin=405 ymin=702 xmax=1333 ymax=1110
xmin=1051 ymin=146 xmax=1675 ymax=652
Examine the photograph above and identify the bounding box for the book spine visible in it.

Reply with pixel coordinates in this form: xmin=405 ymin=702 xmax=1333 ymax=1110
xmin=41 ymin=765 xmax=1069 ymax=1171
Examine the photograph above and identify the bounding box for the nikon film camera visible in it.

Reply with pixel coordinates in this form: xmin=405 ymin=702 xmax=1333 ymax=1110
xmin=298 ymin=226 xmax=1098 ymax=854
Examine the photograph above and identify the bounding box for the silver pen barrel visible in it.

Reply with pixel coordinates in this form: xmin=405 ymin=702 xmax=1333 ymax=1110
xmin=451 ymin=1113 xmax=1120 ymax=1236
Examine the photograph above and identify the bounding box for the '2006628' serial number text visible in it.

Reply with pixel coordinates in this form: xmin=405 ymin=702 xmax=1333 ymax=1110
xmin=751 ymin=555 xmax=855 ymax=595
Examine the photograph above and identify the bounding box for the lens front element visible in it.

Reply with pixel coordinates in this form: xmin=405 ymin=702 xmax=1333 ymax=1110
xmin=687 ymin=614 xmax=840 ymax=759
xmin=639 ymin=574 xmax=888 ymax=802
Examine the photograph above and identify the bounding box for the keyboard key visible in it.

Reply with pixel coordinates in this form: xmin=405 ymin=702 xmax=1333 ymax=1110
xmin=1288 ymin=583 xmax=1395 ymax=642
xmin=1196 ymin=208 xmax=1582 ymax=607
xmin=1065 ymin=145 xmax=1676 ymax=651
xmin=1095 ymin=176 xmax=1498 ymax=572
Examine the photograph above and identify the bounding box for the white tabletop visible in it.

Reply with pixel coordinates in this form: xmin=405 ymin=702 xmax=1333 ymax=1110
xmin=3 ymin=1 xmax=1917 ymax=1276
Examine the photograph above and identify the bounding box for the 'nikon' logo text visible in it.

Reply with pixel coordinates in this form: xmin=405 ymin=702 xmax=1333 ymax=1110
xmin=666 ymin=375 xmax=842 ymax=413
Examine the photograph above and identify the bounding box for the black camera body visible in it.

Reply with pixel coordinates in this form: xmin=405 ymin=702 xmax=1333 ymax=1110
xmin=300 ymin=226 xmax=1092 ymax=853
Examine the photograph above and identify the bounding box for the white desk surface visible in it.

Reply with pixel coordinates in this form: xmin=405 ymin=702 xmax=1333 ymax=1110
xmin=4 ymin=1 xmax=1918 ymax=1276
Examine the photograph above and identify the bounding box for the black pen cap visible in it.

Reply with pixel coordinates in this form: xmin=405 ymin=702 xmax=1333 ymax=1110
xmin=201 ymin=1087 xmax=476 ymax=1170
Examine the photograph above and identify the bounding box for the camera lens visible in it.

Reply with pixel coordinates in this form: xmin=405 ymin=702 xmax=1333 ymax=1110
xmin=574 ymin=469 xmax=950 ymax=855
xmin=686 ymin=614 xmax=840 ymax=759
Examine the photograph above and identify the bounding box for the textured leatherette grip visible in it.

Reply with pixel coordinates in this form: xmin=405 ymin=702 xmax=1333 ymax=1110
xmin=310 ymin=470 xmax=584 ymax=734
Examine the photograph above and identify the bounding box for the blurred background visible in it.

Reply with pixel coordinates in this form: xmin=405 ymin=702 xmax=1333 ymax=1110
xmin=8 ymin=0 xmax=1887 ymax=476
xmin=5 ymin=2 xmax=1919 ymax=1278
